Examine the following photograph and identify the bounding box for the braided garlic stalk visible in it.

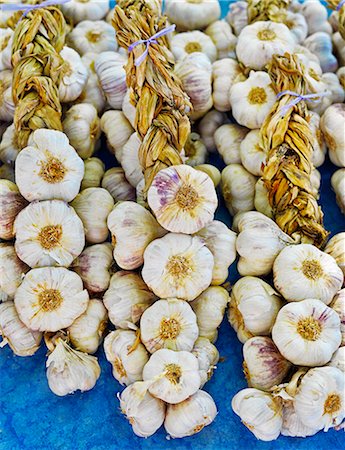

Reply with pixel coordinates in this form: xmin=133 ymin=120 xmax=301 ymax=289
xmin=247 ymin=0 xmax=291 ymax=23
xmin=327 ymin=0 xmax=345 ymax=40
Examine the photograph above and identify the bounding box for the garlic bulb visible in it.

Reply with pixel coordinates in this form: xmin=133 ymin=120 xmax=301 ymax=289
xmin=281 ymin=401 xmax=319 ymax=437
xmin=103 ymin=271 xmax=156 ymax=329
xmin=236 ymin=212 xmax=296 ymax=276
xmin=164 ymin=390 xmax=217 ymax=438
xmin=72 ymin=243 xmax=113 ymax=294
xmin=243 ymin=337 xmax=291 ymax=391
xmin=0 ymin=28 xmax=13 ymax=71
xmin=119 ymin=381 xmax=166 ymax=438
xmin=226 ymin=1 xmax=248 ymax=36
xmin=0 ymin=70 xmax=14 ymax=121
xmin=81 ymin=157 xmax=104 ymax=190
xmin=71 ymin=188 xmax=114 ymax=244
xmin=61 ymin=0 xmax=109 ymax=24
xmin=76 ymin=72 xmax=106 ymax=114
xmin=194 ymin=164 xmax=221 ymax=187
xmin=294 ymin=367 xmax=344 ymax=431
xmin=240 ymin=129 xmax=266 ymax=177
xmin=100 ymin=110 xmax=133 ymax=162
xmin=0 ymin=124 xmax=20 ymax=166
xmin=14 ymin=267 xmax=89 ymax=332
xmin=0 ymin=302 xmax=42 ymax=356
xmin=165 ymin=0 xmax=220 ymax=31
xmin=107 ymin=201 xmax=166 ymax=270
xmin=321 ymin=104 xmax=345 ymax=167
xmin=328 ymin=347 xmax=345 ymax=372
xmin=95 ymin=52 xmax=127 ymax=110
xmin=212 ymin=59 xmax=242 ymax=112
xmin=280 ymin=11 xmax=308 ymax=44
xmin=15 ymin=129 xmax=84 ymax=202
xmin=68 ymin=299 xmax=107 ymax=354
xmin=198 ymin=110 xmax=229 ymax=152
xmin=58 ymin=46 xmax=88 ymax=103
xmin=14 ymin=200 xmax=85 ymax=268
xmin=172 ymin=31 xmax=217 ymax=63
xmin=120 ymin=132 xmax=144 ymax=187
xmin=122 ymin=89 xmax=136 ymax=128
xmin=273 ymin=244 xmax=344 ymax=304
xmin=192 ymin=337 xmax=219 ymax=387
xmin=0 ymin=244 xmax=28 ymax=298
xmin=148 ymin=165 xmax=217 ymax=234
xmin=236 ymin=21 xmax=295 ymax=70
xmin=301 ymin=0 xmax=332 ymax=35
xmin=142 ymin=233 xmax=214 ymax=301
xmin=46 ymin=338 xmax=100 ymax=396
xmin=304 ymin=32 xmax=338 ymax=73
xmin=63 ymin=103 xmax=101 ymax=160
xmin=333 ymin=32 xmax=345 ymax=67
xmin=330 ymin=289 xmax=345 ymax=346
xmin=101 ymin=168 xmax=136 ymax=202
xmin=68 ymin=20 xmax=116 ymax=55
xmin=184 ymin=132 xmax=207 ymax=167
xmin=325 ymin=233 xmax=345 ymax=277
xmin=308 ymin=111 xmax=327 ymax=167
xmin=195 ymin=220 xmax=237 ymax=286
xmin=143 ymin=349 xmax=201 ymax=404
xmin=191 ymin=286 xmax=229 ymax=342
xmin=331 ymin=169 xmax=345 ymax=214
xmin=230 ymin=277 xmax=283 ymax=341
xmin=232 ymin=388 xmax=283 ymax=441
xmin=221 ymin=164 xmax=256 ymax=216
xmin=272 ymin=298 xmax=341 ymax=366
xmin=230 ymin=71 xmax=276 ymax=129
xmin=140 ymin=299 xmax=198 ymax=353
xmin=214 ymin=123 xmax=248 ymax=165
xmin=104 ymin=330 xmax=149 ymax=385
xmin=0 ymin=180 xmax=27 ymax=240
xmin=206 ymin=20 xmax=237 ymax=60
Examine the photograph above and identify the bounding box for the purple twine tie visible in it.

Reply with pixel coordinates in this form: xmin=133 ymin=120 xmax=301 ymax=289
xmin=276 ymin=90 xmax=327 ymax=117
xmin=128 ymin=24 xmax=176 ymax=67
xmin=0 ymin=0 xmax=70 ymax=18
xmin=337 ymin=0 xmax=345 ymax=11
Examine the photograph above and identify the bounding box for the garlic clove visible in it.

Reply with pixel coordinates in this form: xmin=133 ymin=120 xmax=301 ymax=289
xmin=0 ymin=179 xmax=28 ymax=240
xmin=0 ymin=243 xmax=29 ymax=298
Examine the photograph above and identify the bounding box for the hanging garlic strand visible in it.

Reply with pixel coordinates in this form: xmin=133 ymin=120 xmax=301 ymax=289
xmin=327 ymin=1 xmax=345 ymax=40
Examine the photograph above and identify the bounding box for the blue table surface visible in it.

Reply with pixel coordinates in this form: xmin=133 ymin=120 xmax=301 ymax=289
xmin=1 ymin=1 xmax=345 ymax=450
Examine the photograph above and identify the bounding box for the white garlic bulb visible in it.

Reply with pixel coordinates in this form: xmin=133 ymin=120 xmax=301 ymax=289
xmin=206 ymin=20 xmax=237 ymax=60
xmin=0 ymin=70 xmax=15 ymax=122
xmin=71 ymin=187 xmax=114 ymax=244
xmin=230 ymin=71 xmax=276 ymax=129
xmin=0 ymin=124 xmax=20 ymax=166
xmin=240 ymin=129 xmax=267 ymax=177
xmin=243 ymin=337 xmax=291 ymax=391
xmin=184 ymin=132 xmax=207 ymax=167
xmin=294 ymin=367 xmax=344 ymax=431
xmin=330 ymin=289 xmax=345 ymax=346
xmin=76 ymin=72 xmax=106 ymax=114
xmin=194 ymin=164 xmax=221 ymax=188
xmin=214 ymin=123 xmax=248 ymax=165
xmin=148 ymin=165 xmax=217 ymax=234
xmin=198 ymin=109 xmax=229 ymax=152
xmin=101 ymin=168 xmax=136 ymax=202
xmin=142 ymin=233 xmax=214 ymax=301
xmin=221 ymin=164 xmax=256 ymax=216
xmin=72 ymin=243 xmax=113 ymax=294
xmin=140 ymin=299 xmax=198 ymax=353
xmin=0 ymin=302 xmax=42 ymax=356
xmin=281 ymin=11 xmax=308 ymax=44
xmin=14 ymin=200 xmax=85 ymax=268
xmin=164 ymin=390 xmax=217 ymax=438
xmin=61 ymin=0 xmax=109 ymax=24
xmin=122 ymin=89 xmax=136 ymax=128
xmin=226 ymin=1 xmax=248 ymax=36
xmin=46 ymin=338 xmax=100 ymax=396
xmin=165 ymin=0 xmax=220 ymax=31
xmin=15 ymin=129 xmax=84 ymax=202
xmin=191 ymin=286 xmax=229 ymax=342
xmin=308 ymin=111 xmax=327 ymax=167
xmin=331 ymin=169 xmax=345 ymax=214
xmin=58 ymin=46 xmax=88 ymax=103
xmin=95 ymin=52 xmax=127 ymax=110
xmin=63 ymin=103 xmax=101 ymax=160
xmin=321 ymin=104 xmax=345 ymax=167
xmin=325 ymin=233 xmax=345 ymax=277
xmin=301 ymin=0 xmax=332 ymax=35
xmin=143 ymin=349 xmax=201 ymax=404
xmin=103 ymin=271 xmax=156 ymax=329
xmin=232 ymin=388 xmax=283 ymax=441
xmin=273 ymin=244 xmax=344 ymax=304
xmin=281 ymin=401 xmax=319 ymax=438
xmin=107 ymin=201 xmax=166 ymax=270
xmin=0 ymin=180 xmax=27 ymax=240
xmin=236 ymin=21 xmax=295 ymax=70
xmin=120 ymin=132 xmax=144 ymax=187
xmin=81 ymin=157 xmax=104 ymax=190
xmin=212 ymin=59 xmax=242 ymax=112
xmin=328 ymin=347 xmax=345 ymax=372
xmin=0 ymin=28 xmax=13 ymax=71
xmin=0 ymin=243 xmax=28 ymax=298
xmin=68 ymin=299 xmax=107 ymax=354
xmin=192 ymin=337 xmax=219 ymax=387
xmin=119 ymin=381 xmax=166 ymax=438
xmin=236 ymin=212 xmax=297 ymax=276
xmin=104 ymin=330 xmax=149 ymax=385
xmin=172 ymin=31 xmax=217 ymax=63
xmin=333 ymin=32 xmax=345 ymax=67
xmin=68 ymin=20 xmax=116 ymax=55
xmin=100 ymin=110 xmax=133 ymax=162
xmin=304 ymin=32 xmax=338 ymax=73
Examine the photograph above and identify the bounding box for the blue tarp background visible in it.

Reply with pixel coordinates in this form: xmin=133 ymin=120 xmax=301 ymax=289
xmin=1 ymin=1 xmax=344 ymax=449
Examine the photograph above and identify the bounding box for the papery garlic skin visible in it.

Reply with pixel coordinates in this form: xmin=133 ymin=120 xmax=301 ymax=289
xmin=101 ymin=168 xmax=136 ymax=202
xmin=122 ymin=89 xmax=136 ymax=128
xmin=206 ymin=21 xmax=237 ymax=60
xmin=14 ymin=267 xmax=89 ymax=332
xmin=120 ymin=132 xmax=144 ymax=188
xmin=0 ymin=28 xmax=13 ymax=71
xmin=148 ymin=165 xmax=217 ymax=235
xmin=192 ymin=337 xmax=219 ymax=387
xmin=164 ymin=390 xmax=217 ymax=438
xmin=14 ymin=200 xmax=85 ymax=269
xmin=68 ymin=299 xmax=107 ymax=354
xmin=71 ymin=188 xmax=114 ymax=244
xmin=142 ymin=233 xmax=214 ymax=301
xmin=95 ymin=52 xmax=127 ymax=110
xmin=119 ymin=382 xmax=166 ymax=438
xmin=301 ymin=0 xmax=332 ymax=35
xmin=272 ymin=299 xmax=341 ymax=366
xmin=100 ymin=110 xmax=133 ymax=162
xmin=194 ymin=164 xmax=221 ymax=188
xmin=240 ymin=129 xmax=266 ymax=177
xmin=76 ymin=72 xmax=106 ymax=114
xmin=330 ymin=289 xmax=345 ymax=346
xmin=0 ymin=302 xmax=42 ymax=356
xmin=68 ymin=20 xmax=117 ymax=55
xmin=308 ymin=111 xmax=327 ymax=167
xmin=212 ymin=59 xmax=242 ymax=112
xmin=0 ymin=124 xmax=20 ymax=166
xmin=321 ymin=104 xmax=345 ymax=167
xmin=103 ymin=271 xmax=156 ymax=329
xmin=0 ymin=180 xmax=27 ymax=240
xmin=81 ymin=157 xmax=104 ymax=190
xmin=304 ymin=32 xmax=338 ymax=73
xmin=198 ymin=110 xmax=229 ymax=152
xmin=294 ymin=367 xmax=344 ymax=432
xmin=0 ymin=244 xmax=28 ymax=298
xmin=58 ymin=46 xmax=88 ymax=103
xmin=61 ymin=0 xmax=109 ymax=24
xmin=140 ymin=299 xmax=198 ymax=354
xmin=325 ymin=233 xmax=345 ymax=277
xmin=46 ymin=338 xmax=100 ymax=396
xmin=281 ymin=402 xmax=319 ymax=438
xmin=15 ymin=129 xmax=84 ymax=202
xmin=143 ymin=349 xmax=201 ymax=404
xmin=243 ymin=337 xmax=291 ymax=391
xmin=107 ymin=201 xmax=166 ymax=270
xmin=232 ymin=388 xmax=283 ymax=441
xmin=165 ymin=0 xmax=220 ymax=31
xmin=221 ymin=164 xmax=256 ymax=216
xmin=331 ymin=169 xmax=345 ymax=214
xmin=273 ymin=244 xmax=344 ymax=304
xmin=172 ymin=31 xmax=217 ymax=63
xmin=0 ymin=70 xmax=14 ymax=122
xmin=328 ymin=347 xmax=345 ymax=372
xmin=214 ymin=123 xmax=248 ymax=165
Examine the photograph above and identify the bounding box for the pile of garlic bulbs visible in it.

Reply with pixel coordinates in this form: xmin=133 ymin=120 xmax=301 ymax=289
xmin=1 ymin=0 xmax=344 ymax=443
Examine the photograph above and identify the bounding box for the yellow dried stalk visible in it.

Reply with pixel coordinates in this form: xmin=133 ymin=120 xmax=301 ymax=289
xmin=112 ymin=0 xmax=192 ymax=190
xmin=8 ymin=6 xmax=67 ymax=149
xmin=327 ymin=1 xmax=345 ymax=40
xmin=261 ymin=54 xmax=329 ymax=248
xmin=247 ymin=0 xmax=291 ymax=23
